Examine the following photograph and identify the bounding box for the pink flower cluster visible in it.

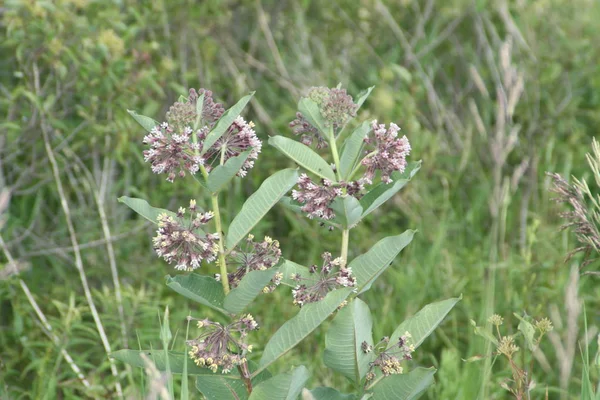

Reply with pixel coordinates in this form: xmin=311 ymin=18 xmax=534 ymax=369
xmin=362 ymin=120 xmax=411 ymax=184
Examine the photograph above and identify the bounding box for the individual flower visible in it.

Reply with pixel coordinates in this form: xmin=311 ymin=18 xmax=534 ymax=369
xmin=221 ymin=234 xmax=283 ymax=292
xmin=152 ymin=200 xmax=219 ymax=271
xmin=535 ymin=317 xmax=553 ymax=334
xmin=292 ymin=174 xmax=342 ymax=220
xmin=187 ymin=314 xmax=258 ymax=374
xmin=365 ymin=333 xmax=415 ymax=379
xmin=143 ymin=122 xmax=203 ymax=182
xmin=199 ymin=116 xmax=262 ymax=177
xmin=488 ymin=314 xmax=504 ymax=326
xmin=362 ymin=120 xmax=411 ymax=184
xmin=166 ymin=88 xmax=225 ymax=130
xmin=290 ymin=252 xmax=356 ymax=307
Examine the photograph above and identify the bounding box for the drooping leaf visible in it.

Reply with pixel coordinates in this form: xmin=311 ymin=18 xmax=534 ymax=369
xmin=118 ymin=196 xmax=175 ymax=224
xmin=330 ymin=196 xmax=363 ymax=229
xmin=355 ymin=86 xmax=375 ymax=109
xmin=269 ymin=136 xmax=336 ymax=181
xmin=166 ymin=274 xmax=227 ymax=314
xmin=349 ymin=230 xmax=415 ymax=295
xmin=388 ymin=297 xmax=461 ymax=351
xmin=324 ymin=299 xmax=374 ymax=383
xmin=206 ymin=151 xmax=251 ymax=193
xmin=469 ymin=320 xmax=499 ymax=346
xmin=514 ymin=313 xmax=537 ymax=351
xmin=368 ymin=367 xmax=436 ymax=400
xmin=111 ymin=350 xmax=226 ymax=375
xmin=226 ymin=169 xmax=298 ymax=250
xmin=202 ymin=93 xmax=255 ymax=154
xmin=339 ymin=121 xmax=371 ymax=180
xmin=249 ymin=366 xmax=309 ymax=400
xmin=359 ymin=161 xmax=422 ymax=219
xmin=257 ymin=288 xmax=353 ymax=375
xmin=127 ymin=109 xmax=158 ymax=132
xmin=307 ymin=387 xmax=357 ymax=400
xmin=298 ymin=98 xmax=328 ymax=137
xmin=196 ymin=375 xmax=248 ymax=400
xmin=224 ymin=269 xmax=278 ymax=314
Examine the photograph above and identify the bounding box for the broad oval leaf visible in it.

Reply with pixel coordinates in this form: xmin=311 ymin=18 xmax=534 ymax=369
xmin=127 ymin=109 xmax=158 ymax=132
xmin=360 ymin=161 xmax=422 ymax=219
xmin=206 ymin=151 xmax=251 ymax=193
xmin=224 ymin=268 xmax=278 ymax=314
xmin=324 ymin=298 xmax=374 ymax=383
xmin=278 ymin=259 xmax=310 ymax=286
xmin=330 ymin=196 xmax=363 ymax=229
xmin=257 ymin=288 xmax=353 ymax=375
xmin=118 ymin=196 xmax=175 ymax=224
xmin=202 ymin=92 xmax=255 ymax=155
xmin=269 ymin=136 xmax=336 ymax=181
xmin=226 ymin=168 xmax=298 ymax=250
xmin=196 ymin=375 xmax=248 ymax=400
xmin=166 ymin=274 xmax=227 ymax=314
xmin=368 ymin=367 xmax=436 ymax=400
xmin=388 ymin=297 xmax=461 ymax=351
xmin=307 ymin=387 xmax=357 ymax=400
xmin=298 ymin=98 xmax=328 ymax=137
xmin=339 ymin=121 xmax=371 ymax=180
xmin=514 ymin=313 xmax=537 ymax=351
xmin=349 ymin=230 xmax=415 ymax=295
xmin=249 ymin=366 xmax=309 ymax=400
xmin=111 ymin=350 xmax=224 ymax=375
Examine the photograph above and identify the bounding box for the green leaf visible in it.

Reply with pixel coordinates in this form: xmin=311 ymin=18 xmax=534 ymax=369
xmin=514 ymin=313 xmax=537 ymax=351
xmin=298 ymin=98 xmax=328 ymax=136
xmin=350 ymin=230 xmax=415 ymax=295
xmin=196 ymin=375 xmax=248 ymax=400
xmin=249 ymin=366 xmax=309 ymax=400
xmin=226 ymin=169 xmax=298 ymax=250
xmin=278 ymin=260 xmax=310 ymax=286
xmin=257 ymin=288 xmax=353 ymax=375
xmin=330 ymin=196 xmax=363 ymax=228
xmin=355 ymin=86 xmax=375 ymax=109
xmin=127 ymin=109 xmax=158 ymax=132
xmin=368 ymin=367 xmax=436 ymax=400
xmin=166 ymin=274 xmax=228 ymax=314
xmin=324 ymin=299 xmax=374 ymax=383
xmin=279 ymin=197 xmax=339 ymax=229
xmin=339 ymin=121 xmax=371 ymax=180
xmin=360 ymin=161 xmax=421 ymax=219
xmin=469 ymin=319 xmax=499 ymax=346
xmin=202 ymin=93 xmax=255 ymax=155
xmin=308 ymin=387 xmax=357 ymax=400
xmin=118 ymin=196 xmax=175 ymax=224
xmin=111 ymin=350 xmax=226 ymax=375
xmin=159 ymin=306 xmax=174 ymax=399
xmin=206 ymin=151 xmax=251 ymax=193
xmin=224 ymin=269 xmax=278 ymax=314
xmin=387 ymin=297 xmax=460 ymax=351
xmin=269 ymin=136 xmax=336 ymax=181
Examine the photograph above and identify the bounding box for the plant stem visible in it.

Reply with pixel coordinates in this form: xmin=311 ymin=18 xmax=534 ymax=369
xmin=329 ymin=126 xmax=342 ymax=181
xmin=211 ymin=193 xmax=230 ymax=294
xmin=341 ymin=229 xmax=350 ymax=266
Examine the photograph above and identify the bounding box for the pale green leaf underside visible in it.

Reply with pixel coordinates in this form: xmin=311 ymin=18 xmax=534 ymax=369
xmin=226 ymin=168 xmax=298 ymax=250
xmin=388 ymin=297 xmax=461 ymax=351
xmin=324 ymin=298 xmax=374 ymax=383
xmin=298 ymin=98 xmax=328 ymax=137
xmin=166 ymin=274 xmax=227 ymax=314
xmin=202 ymin=92 xmax=255 ymax=155
xmin=127 ymin=109 xmax=158 ymax=132
xmin=224 ymin=268 xmax=278 ymax=314
xmin=249 ymin=366 xmax=309 ymax=400
xmin=118 ymin=196 xmax=175 ymax=224
xmin=309 ymin=387 xmax=357 ymax=400
xmin=206 ymin=151 xmax=251 ymax=193
xmin=196 ymin=375 xmax=248 ymax=400
xmin=339 ymin=121 xmax=371 ymax=180
xmin=269 ymin=135 xmax=336 ymax=181
xmin=278 ymin=259 xmax=310 ymax=286
xmin=258 ymin=288 xmax=353 ymax=374
xmin=111 ymin=350 xmax=232 ymax=376
xmin=330 ymin=196 xmax=363 ymax=228
xmin=368 ymin=367 xmax=436 ymax=400
xmin=350 ymin=230 xmax=415 ymax=295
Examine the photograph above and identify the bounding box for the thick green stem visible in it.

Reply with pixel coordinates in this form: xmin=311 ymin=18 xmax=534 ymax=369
xmin=329 ymin=126 xmax=342 ymax=181
xmin=211 ymin=193 xmax=230 ymax=294
xmin=341 ymin=229 xmax=350 ymax=266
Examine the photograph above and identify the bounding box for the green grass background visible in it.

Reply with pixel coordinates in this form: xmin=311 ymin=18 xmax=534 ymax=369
xmin=1 ymin=0 xmax=600 ymax=398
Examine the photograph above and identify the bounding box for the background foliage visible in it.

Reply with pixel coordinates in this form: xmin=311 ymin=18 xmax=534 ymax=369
xmin=1 ymin=0 xmax=599 ymax=398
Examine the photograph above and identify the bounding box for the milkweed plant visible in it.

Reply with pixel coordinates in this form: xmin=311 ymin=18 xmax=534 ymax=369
xmin=112 ymin=85 xmax=460 ymax=399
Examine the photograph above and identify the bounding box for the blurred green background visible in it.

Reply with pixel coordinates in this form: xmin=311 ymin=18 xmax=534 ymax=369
xmin=1 ymin=0 xmax=599 ymax=398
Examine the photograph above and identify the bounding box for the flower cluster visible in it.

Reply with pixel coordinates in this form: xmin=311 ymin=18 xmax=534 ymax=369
xmin=187 ymin=314 xmax=258 ymax=373
xmin=142 ymin=88 xmax=261 ymax=182
xmin=219 ymin=234 xmax=283 ymax=293
xmin=290 ymin=252 xmax=356 ymax=307
xmin=364 ymin=333 xmax=414 ymax=380
xmin=152 ymin=200 xmax=219 ymax=271
xmin=199 ymin=116 xmax=261 ymax=177
xmin=362 ymin=120 xmax=411 ymax=184
xmin=289 ymin=86 xmax=358 ymax=147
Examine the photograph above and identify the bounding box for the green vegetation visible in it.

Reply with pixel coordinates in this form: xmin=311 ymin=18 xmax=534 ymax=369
xmin=1 ymin=0 xmax=600 ymax=398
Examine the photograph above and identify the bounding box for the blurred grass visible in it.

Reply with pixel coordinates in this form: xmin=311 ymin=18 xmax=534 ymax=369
xmin=1 ymin=0 xmax=600 ymax=398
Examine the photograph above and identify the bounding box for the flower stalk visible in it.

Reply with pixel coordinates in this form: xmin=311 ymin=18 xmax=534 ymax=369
xmin=211 ymin=194 xmax=230 ymax=294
